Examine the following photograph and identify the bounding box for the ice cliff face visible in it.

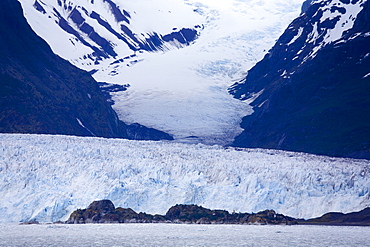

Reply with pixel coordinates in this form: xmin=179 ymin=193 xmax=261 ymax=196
xmin=0 ymin=134 xmax=369 ymax=223
xmin=230 ymin=0 xmax=370 ymax=158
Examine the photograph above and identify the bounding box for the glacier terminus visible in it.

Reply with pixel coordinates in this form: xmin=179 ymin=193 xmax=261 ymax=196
xmin=0 ymin=134 xmax=369 ymax=223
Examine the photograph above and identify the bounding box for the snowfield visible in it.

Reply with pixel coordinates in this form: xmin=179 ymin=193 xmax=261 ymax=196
xmin=19 ymin=0 xmax=305 ymax=145
xmin=0 ymin=134 xmax=369 ymax=223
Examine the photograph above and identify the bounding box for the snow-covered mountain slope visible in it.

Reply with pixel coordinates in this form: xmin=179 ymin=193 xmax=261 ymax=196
xmin=229 ymin=0 xmax=370 ymax=158
xmin=1 ymin=133 xmax=369 ymax=223
xmin=20 ymin=0 xmax=202 ymax=69
xmin=19 ymin=0 xmax=304 ymax=145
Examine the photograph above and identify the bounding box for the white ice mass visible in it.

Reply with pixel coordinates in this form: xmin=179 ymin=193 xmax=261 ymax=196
xmin=0 ymin=134 xmax=369 ymax=223
xmin=19 ymin=0 xmax=305 ymax=145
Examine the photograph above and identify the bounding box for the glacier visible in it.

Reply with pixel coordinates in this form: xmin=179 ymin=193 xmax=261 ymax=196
xmin=19 ymin=0 xmax=305 ymax=145
xmin=0 ymin=133 xmax=369 ymax=223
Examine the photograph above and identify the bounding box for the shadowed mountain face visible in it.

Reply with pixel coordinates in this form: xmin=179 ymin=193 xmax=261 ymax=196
xmin=230 ymin=0 xmax=370 ymax=159
xmin=0 ymin=0 xmax=172 ymax=141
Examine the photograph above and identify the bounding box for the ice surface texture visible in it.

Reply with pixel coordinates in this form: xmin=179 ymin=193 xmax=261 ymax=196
xmin=0 ymin=134 xmax=369 ymax=223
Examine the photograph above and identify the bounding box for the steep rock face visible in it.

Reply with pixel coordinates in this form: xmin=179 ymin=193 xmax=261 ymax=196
xmin=230 ymin=0 xmax=370 ymax=159
xmin=0 ymin=0 xmax=172 ymax=140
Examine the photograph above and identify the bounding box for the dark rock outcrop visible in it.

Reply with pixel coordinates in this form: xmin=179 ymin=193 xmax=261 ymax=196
xmin=165 ymin=205 xmax=299 ymax=225
xmin=66 ymin=200 xmax=300 ymax=225
xmin=65 ymin=200 xmax=370 ymax=226
xmin=165 ymin=204 xmax=230 ymax=224
xmin=66 ymin=200 xmax=370 ymax=226
xmin=229 ymin=0 xmax=370 ymax=159
xmin=66 ymin=200 xmax=163 ymax=224
xmin=0 ymin=0 xmax=173 ymax=141
xmin=20 ymin=220 xmax=40 ymax=225
xmin=301 ymin=0 xmax=314 ymax=14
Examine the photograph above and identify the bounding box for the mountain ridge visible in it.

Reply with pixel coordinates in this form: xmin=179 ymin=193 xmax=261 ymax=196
xmin=230 ymin=0 xmax=370 ymax=159
xmin=0 ymin=0 xmax=172 ymax=141
xmin=20 ymin=0 xmax=202 ymax=70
